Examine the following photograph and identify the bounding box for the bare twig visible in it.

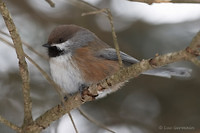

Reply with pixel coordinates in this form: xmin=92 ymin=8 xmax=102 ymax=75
xmin=0 ymin=0 xmax=33 ymax=124
xmin=69 ymin=0 xmax=102 ymax=13
xmin=32 ymin=31 xmax=200 ymax=131
xmin=0 ymin=36 xmax=65 ymax=102
xmin=77 ymin=108 xmax=115 ymax=133
xmin=0 ymin=32 xmax=78 ymax=132
xmin=186 ymin=31 xmax=200 ymax=65
xmin=127 ymin=0 xmax=200 ymax=4
xmin=33 ymin=48 xmax=197 ymax=132
xmin=0 ymin=35 xmax=78 ymax=133
xmin=82 ymin=8 xmax=123 ymax=66
xmin=106 ymin=9 xmax=123 ymax=67
xmin=45 ymin=0 xmax=55 ymax=7
xmin=0 ymin=0 xmax=200 ymax=132
xmin=188 ymin=31 xmax=200 ymax=50
xmin=0 ymin=30 xmax=48 ymax=60
xmin=1 ymin=24 xmax=200 ymax=133
xmin=68 ymin=112 xmax=78 ymax=133
xmin=80 ymin=0 xmax=123 ymax=66
xmin=0 ymin=115 xmax=22 ymax=133
xmin=1 ymin=30 xmax=79 ymax=133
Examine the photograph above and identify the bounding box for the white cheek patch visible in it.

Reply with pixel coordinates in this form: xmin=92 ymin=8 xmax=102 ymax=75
xmin=51 ymin=40 xmax=72 ymax=51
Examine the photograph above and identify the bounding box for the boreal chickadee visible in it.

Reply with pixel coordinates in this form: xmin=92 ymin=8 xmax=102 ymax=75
xmin=43 ymin=25 xmax=191 ymax=98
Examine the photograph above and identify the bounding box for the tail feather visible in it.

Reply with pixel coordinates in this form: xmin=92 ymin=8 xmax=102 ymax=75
xmin=142 ymin=67 xmax=192 ymax=78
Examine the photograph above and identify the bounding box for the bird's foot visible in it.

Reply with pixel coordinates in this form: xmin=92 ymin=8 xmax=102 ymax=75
xmin=79 ymin=84 xmax=98 ymax=102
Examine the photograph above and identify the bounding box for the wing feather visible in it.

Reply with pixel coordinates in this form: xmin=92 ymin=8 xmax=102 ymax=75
xmin=96 ymin=48 xmax=139 ymax=65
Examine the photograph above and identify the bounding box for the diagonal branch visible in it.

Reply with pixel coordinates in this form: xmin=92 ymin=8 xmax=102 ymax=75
xmin=33 ymin=47 xmax=199 ymax=132
xmin=0 ymin=35 xmax=78 ymax=132
xmin=68 ymin=112 xmax=78 ymax=133
xmin=0 ymin=0 xmax=200 ymax=132
xmin=0 ymin=35 xmax=115 ymax=133
xmin=188 ymin=31 xmax=200 ymax=51
xmin=1 ymin=21 xmax=199 ymax=133
xmin=32 ymin=31 xmax=200 ymax=132
xmin=77 ymin=108 xmax=115 ymax=133
xmin=0 ymin=0 xmax=33 ymax=125
xmin=0 ymin=30 xmax=48 ymax=60
xmin=0 ymin=115 xmax=22 ymax=133
xmin=0 ymin=36 xmax=64 ymax=103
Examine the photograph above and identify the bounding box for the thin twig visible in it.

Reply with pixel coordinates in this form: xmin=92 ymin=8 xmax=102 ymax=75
xmin=77 ymin=108 xmax=115 ymax=133
xmin=106 ymin=9 xmax=123 ymax=67
xmin=0 ymin=30 xmax=48 ymax=60
xmin=33 ymin=49 xmax=193 ymax=132
xmin=189 ymin=31 xmax=200 ymax=50
xmin=71 ymin=0 xmax=100 ymax=10
xmin=82 ymin=8 xmax=123 ymax=66
xmin=0 ymin=31 xmax=69 ymax=99
xmin=0 ymin=0 xmax=200 ymax=132
xmin=81 ymin=9 xmax=106 ymax=16
xmin=0 ymin=36 xmax=65 ymax=102
xmin=0 ymin=115 xmax=22 ymax=133
xmin=1 ymin=30 xmax=197 ymax=133
xmin=0 ymin=0 xmax=33 ymax=124
xmin=45 ymin=0 xmax=55 ymax=7
xmin=0 ymin=35 xmax=79 ymax=133
xmin=68 ymin=112 xmax=78 ymax=133
xmin=127 ymin=0 xmax=200 ymax=5
xmin=33 ymin=32 xmax=200 ymax=131
xmin=0 ymin=33 xmax=79 ymax=133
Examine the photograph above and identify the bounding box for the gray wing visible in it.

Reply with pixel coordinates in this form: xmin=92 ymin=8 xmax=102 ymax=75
xmin=96 ymin=48 xmax=139 ymax=65
xmin=96 ymin=48 xmax=192 ymax=78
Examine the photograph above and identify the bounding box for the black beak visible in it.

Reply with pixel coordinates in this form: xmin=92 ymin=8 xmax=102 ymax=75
xmin=42 ymin=43 xmax=51 ymax=48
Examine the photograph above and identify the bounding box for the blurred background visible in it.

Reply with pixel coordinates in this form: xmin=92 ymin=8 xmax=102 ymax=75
xmin=0 ymin=0 xmax=200 ymax=133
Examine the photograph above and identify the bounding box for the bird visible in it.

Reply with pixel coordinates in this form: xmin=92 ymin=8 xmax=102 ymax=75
xmin=43 ymin=24 xmax=191 ymax=98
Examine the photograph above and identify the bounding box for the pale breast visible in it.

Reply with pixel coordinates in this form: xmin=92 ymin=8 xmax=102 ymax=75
xmin=49 ymin=53 xmax=84 ymax=94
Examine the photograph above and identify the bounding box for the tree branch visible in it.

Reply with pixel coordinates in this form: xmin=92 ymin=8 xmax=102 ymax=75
xmin=0 ymin=115 xmax=22 ymax=133
xmin=33 ymin=38 xmax=199 ymax=132
xmin=0 ymin=36 xmax=65 ymax=102
xmin=127 ymin=0 xmax=200 ymax=4
xmin=0 ymin=0 xmax=200 ymax=132
xmin=0 ymin=30 xmax=48 ymax=60
xmin=0 ymin=0 xmax=33 ymax=125
xmin=77 ymin=108 xmax=115 ymax=133
xmin=31 ymin=30 xmax=200 ymax=132
xmin=68 ymin=112 xmax=78 ymax=133
xmin=0 ymin=35 xmax=115 ymax=133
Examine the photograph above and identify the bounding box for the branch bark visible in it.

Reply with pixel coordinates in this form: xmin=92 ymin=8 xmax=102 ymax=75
xmin=0 ymin=115 xmax=22 ymax=133
xmin=32 ymin=39 xmax=199 ymax=132
xmin=29 ymin=30 xmax=200 ymax=132
xmin=0 ymin=0 xmax=33 ymax=125
xmin=0 ymin=36 xmax=115 ymax=133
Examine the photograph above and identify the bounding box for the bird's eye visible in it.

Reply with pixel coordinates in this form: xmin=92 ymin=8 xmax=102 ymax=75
xmin=58 ymin=38 xmax=64 ymax=43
